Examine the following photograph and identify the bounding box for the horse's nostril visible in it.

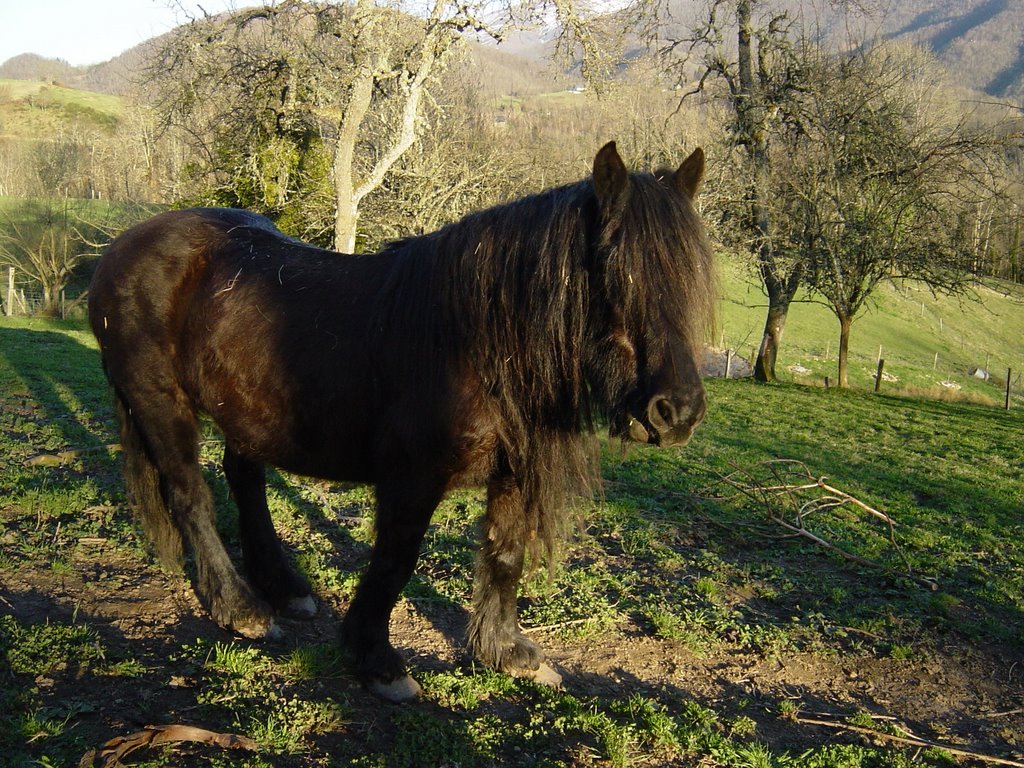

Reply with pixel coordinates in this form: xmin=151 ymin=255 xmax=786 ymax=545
xmin=648 ymin=395 xmax=678 ymax=429
xmin=657 ymin=398 xmax=675 ymax=424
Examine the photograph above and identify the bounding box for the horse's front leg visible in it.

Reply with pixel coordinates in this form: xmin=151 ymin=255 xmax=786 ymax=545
xmin=341 ymin=476 xmax=441 ymax=702
xmin=467 ymin=473 xmax=562 ymax=687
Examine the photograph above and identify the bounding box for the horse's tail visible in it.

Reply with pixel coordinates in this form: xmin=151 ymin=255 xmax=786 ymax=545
xmin=115 ymin=390 xmax=184 ymax=570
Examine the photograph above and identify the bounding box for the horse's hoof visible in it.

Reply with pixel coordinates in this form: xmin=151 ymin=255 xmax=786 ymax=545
xmin=369 ymin=674 xmax=422 ymax=703
xmin=510 ymin=662 xmax=562 ymax=688
xmin=234 ymin=616 xmax=281 ymax=641
xmin=283 ymin=594 xmax=317 ymax=619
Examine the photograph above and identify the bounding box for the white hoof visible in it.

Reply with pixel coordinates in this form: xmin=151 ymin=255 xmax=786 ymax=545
xmin=285 ymin=594 xmax=317 ymax=619
xmin=511 ymin=662 xmax=562 ymax=688
xmin=370 ymin=674 xmax=422 ymax=703
xmin=234 ymin=616 xmax=281 ymax=641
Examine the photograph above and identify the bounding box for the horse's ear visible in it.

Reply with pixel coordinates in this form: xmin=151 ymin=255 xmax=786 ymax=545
xmin=675 ymin=147 xmax=705 ymax=199
xmin=593 ymin=141 xmax=629 ymax=211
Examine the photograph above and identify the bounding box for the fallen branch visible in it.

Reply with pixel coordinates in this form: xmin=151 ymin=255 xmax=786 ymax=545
xmin=701 ymin=459 xmax=938 ymax=590
xmin=79 ymin=724 xmax=259 ymax=768
xmin=522 ymin=617 xmax=596 ymax=634
xmin=796 ymin=715 xmax=1024 ymax=767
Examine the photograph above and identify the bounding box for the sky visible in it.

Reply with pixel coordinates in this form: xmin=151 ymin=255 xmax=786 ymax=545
xmin=0 ymin=0 xmax=247 ymax=67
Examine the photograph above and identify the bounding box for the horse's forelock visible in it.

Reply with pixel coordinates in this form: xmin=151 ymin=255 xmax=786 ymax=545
xmin=610 ymin=173 xmax=717 ymax=359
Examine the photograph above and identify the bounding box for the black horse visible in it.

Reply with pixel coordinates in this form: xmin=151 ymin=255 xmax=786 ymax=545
xmin=88 ymin=142 xmax=715 ymax=701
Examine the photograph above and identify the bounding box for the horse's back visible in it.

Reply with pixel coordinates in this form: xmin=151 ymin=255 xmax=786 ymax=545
xmin=89 ymin=208 xmax=390 ymax=479
xmin=90 ymin=209 xmax=261 ymax=338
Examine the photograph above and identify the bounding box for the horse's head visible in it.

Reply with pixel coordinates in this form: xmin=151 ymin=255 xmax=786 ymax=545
xmin=587 ymin=142 xmax=715 ymax=448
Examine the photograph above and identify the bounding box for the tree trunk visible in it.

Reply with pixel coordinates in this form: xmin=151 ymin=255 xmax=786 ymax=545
xmin=333 ymin=195 xmax=359 ymax=254
xmin=736 ymin=0 xmax=802 ymax=383
xmin=40 ymin=282 xmax=60 ymax=317
xmin=754 ymin=296 xmax=788 ymax=382
xmin=332 ymin=63 xmax=374 ymax=253
xmin=753 ymin=252 xmax=803 ymax=382
xmin=330 ymin=0 xmax=448 ymax=254
xmin=837 ymin=313 xmax=852 ymax=388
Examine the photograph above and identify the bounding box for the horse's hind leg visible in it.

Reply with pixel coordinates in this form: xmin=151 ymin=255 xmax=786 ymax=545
xmin=467 ymin=473 xmax=561 ymax=686
xmin=117 ymin=381 xmax=277 ymax=639
xmin=222 ymin=447 xmax=316 ymax=618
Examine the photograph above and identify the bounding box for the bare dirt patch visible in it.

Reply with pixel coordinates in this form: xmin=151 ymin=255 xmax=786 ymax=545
xmin=4 ymin=543 xmax=1022 ymax=766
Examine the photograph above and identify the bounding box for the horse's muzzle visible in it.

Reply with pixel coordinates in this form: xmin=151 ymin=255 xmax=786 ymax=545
xmin=615 ymin=390 xmax=706 ymax=448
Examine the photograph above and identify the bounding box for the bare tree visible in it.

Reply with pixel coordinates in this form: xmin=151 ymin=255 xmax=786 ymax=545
xmin=149 ymin=0 xmax=501 ymax=252
xmin=770 ymin=42 xmax=1000 ymax=387
xmin=664 ymin=0 xmax=808 ymax=381
xmin=0 ymin=198 xmax=104 ymax=315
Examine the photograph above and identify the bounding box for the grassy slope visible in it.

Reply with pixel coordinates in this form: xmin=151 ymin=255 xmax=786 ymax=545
xmin=1 ymin=316 xmax=1021 ymax=767
xmin=0 ymin=79 xmax=122 ymax=138
xmin=717 ymin=254 xmax=1024 ymax=403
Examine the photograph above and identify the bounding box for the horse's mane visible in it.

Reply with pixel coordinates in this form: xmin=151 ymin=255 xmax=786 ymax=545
xmin=375 ymin=172 xmax=715 ymax=558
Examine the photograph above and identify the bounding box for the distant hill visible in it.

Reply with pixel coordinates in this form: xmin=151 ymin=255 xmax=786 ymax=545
xmin=0 ymin=40 xmax=158 ymax=96
xmin=0 ymin=79 xmax=122 ymax=140
xmin=657 ymin=0 xmax=1024 ymax=101
xmin=0 ymin=27 xmax=552 ymax=100
xmin=2 ymin=0 xmax=1022 ymax=100
xmin=506 ymin=0 xmax=1024 ymax=101
xmin=465 ymin=43 xmax=568 ymax=98
xmin=0 ymin=54 xmax=79 ymax=85
xmin=875 ymin=0 xmax=1024 ymax=99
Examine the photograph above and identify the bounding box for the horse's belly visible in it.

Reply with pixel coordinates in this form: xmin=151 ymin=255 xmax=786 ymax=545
xmin=212 ymin=391 xmax=376 ymax=480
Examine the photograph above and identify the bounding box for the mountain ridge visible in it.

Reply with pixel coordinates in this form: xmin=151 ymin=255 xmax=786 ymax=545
xmin=2 ymin=0 xmax=1022 ymax=99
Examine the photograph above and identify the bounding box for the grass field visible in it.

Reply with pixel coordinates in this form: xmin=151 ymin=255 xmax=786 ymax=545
xmin=0 ymin=79 xmax=122 ymax=138
xmin=716 ymin=256 xmax=1024 ymax=404
xmin=1 ymin=315 xmax=1022 ymax=767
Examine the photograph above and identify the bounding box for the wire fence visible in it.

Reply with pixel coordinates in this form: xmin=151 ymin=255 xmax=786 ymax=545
xmin=2 ymin=267 xmax=79 ymax=318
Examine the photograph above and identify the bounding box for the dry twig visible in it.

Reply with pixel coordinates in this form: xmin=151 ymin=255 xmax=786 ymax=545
xmin=79 ymin=724 xmax=258 ymax=768
xmin=522 ymin=617 xmax=596 ymax=634
xmin=796 ymin=715 xmax=1024 ymax=767
xmin=701 ymin=459 xmax=937 ymax=589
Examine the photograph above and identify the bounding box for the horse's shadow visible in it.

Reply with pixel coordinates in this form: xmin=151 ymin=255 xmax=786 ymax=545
xmin=0 ymin=325 xmax=116 ymax=469
xmin=257 ymin=467 xmax=475 ymax=659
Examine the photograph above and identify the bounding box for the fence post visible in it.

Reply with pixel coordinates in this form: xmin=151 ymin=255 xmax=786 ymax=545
xmin=725 ymin=348 xmax=733 ymax=380
xmin=5 ymin=267 xmax=13 ymax=317
xmin=1006 ymin=368 xmax=1012 ymax=411
xmin=875 ymin=359 xmax=885 ymax=393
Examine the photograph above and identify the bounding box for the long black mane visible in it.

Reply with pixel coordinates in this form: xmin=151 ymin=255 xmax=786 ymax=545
xmin=376 ymin=172 xmax=715 ymax=557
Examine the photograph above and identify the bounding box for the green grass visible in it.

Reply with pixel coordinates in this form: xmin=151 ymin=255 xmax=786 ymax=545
xmin=1 ymin=317 xmax=1022 ymax=766
xmin=0 ymin=79 xmax=122 ymax=137
xmin=716 ymin=254 xmax=1024 ymax=403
